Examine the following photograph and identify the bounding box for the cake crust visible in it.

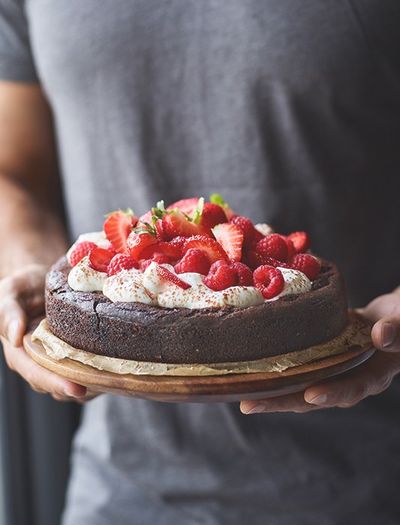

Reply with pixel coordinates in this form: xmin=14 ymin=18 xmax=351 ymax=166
xmin=45 ymin=257 xmax=348 ymax=364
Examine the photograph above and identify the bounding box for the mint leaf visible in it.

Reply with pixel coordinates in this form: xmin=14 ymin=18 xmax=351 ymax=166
xmin=209 ymin=193 xmax=228 ymax=208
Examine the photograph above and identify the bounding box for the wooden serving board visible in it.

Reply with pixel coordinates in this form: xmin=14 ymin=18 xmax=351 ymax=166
xmin=24 ymin=334 xmax=374 ymax=403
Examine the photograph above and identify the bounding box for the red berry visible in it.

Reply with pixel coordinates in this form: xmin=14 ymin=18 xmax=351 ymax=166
xmin=253 ymin=265 xmax=285 ymax=299
xmin=291 ymin=253 xmax=321 ymax=280
xmin=285 ymin=237 xmax=296 ymax=261
xmin=183 ymin=235 xmax=229 ymax=263
xmin=127 ymin=232 xmax=158 ymax=260
xmin=201 ymin=203 xmax=227 ymax=229
xmin=139 ymin=241 xmax=182 ymax=262
xmin=155 ymin=219 xmax=167 ymax=240
xmin=69 ymin=241 xmax=97 ymax=267
xmin=104 ymin=211 xmax=137 ymax=253
xmin=242 ymin=250 xmax=265 ymax=269
xmin=212 ymin=223 xmax=244 ymax=262
xmin=151 ymin=253 xmax=173 ymax=265
xmin=89 ymin=247 xmax=116 ymax=273
xmin=203 ymin=261 xmax=238 ymax=291
xmin=107 ymin=254 xmax=138 ymax=276
xmin=162 ymin=210 xmax=205 ymax=240
xmin=167 ymin=197 xmax=200 ymax=215
xmin=256 ymin=234 xmax=288 ymax=262
xmin=287 ymin=231 xmax=310 ymax=254
xmin=230 ymin=262 xmax=254 ymax=286
xmin=168 ymin=236 xmax=187 ymax=256
xmin=175 ymin=249 xmax=211 ymax=275
xmin=156 ymin=265 xmax=191 ymax=290
xmin=139 ymin=259 xmax=153 ymax=271
xmin=230 ymin=215 xmax=258 ymax=247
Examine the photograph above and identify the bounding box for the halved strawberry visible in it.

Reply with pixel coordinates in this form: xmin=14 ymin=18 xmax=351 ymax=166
xmin=212 ymin=223 xmax=243 ymax=262
xmin=155 ymin=265 xmax=191 ymax=290
xmin=139 ymin=241 xmax=182 ymax=261
xmin=104 ymin=210 xmax=137 ymax=253
xmin=287 ymin=231 xmax=310 ymax=254
xmin=127 ymin=232 xmax=158 ymax=260
xmin=137 ymin=210 xmax=153 ymax=226
xmin=201 ymin=203 xmax=227 ymax=229
xmin=89 ymin=247 xmax=116 ymax=272
xmin=162 ymin=210 xmax=204 ymax=240
xmin=183 ymin=235 xmax=229 ymax=263
xmin=167 ymin=197 xmax=199 ymax=215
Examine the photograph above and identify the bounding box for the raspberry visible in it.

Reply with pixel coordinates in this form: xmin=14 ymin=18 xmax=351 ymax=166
xmin=175 ymin=249 xmax=211 ymax=275
xmin=256 ymin=234 xmax=288 ymax=262
xmin=287 ymin=231 xmax=310 ymax=254
xmin=230 ymin=215 xmax=258 ymax=246
xmin=285 ymin=238 xmax=296 ymax=261
xmin=69 ymin=241 xmax=97 ymax=267
xmin=203 ymin=261 xmax=238 ymax=291
xmin=253 ymin=265 xmax=285 ymax=299
xmin=291 ymin=253 xmax=321 ymax=280
xmin=107 ymin=254 xmax=138 ymax=276
xmin=230 ymin=262 xmax=253 ymax=286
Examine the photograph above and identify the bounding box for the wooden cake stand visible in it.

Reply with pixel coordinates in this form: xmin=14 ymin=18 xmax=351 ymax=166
xmin=24 ymin=329 xmax=374 ymax=403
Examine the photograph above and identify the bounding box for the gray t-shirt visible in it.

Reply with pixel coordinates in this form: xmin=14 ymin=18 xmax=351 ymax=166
xmin=1 ymin=1 xmax=400 ymax=524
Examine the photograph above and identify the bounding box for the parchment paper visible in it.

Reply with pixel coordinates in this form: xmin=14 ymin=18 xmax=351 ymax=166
xmin=32 ymin=313 xmax=371 ymax=377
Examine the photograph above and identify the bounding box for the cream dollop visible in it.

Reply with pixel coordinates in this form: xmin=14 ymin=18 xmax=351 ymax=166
xmin=67 ymin=256 xmax=106 ymax=292
xmin=103 ymin=269 xmax=155 ymax=304
xmin=274 ymin=267 xmax=312 ymax=299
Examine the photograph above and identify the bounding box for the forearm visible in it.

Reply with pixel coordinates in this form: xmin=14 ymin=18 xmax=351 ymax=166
xmin=0 ymin=174 xmax=68 ymax=277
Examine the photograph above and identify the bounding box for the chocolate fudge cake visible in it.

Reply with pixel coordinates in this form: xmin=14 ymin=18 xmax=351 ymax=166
xmin=44 ymin=195 xmax=348 ymax=365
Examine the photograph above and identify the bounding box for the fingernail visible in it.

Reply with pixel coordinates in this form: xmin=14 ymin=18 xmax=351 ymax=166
xmin=8 ymin=320 xmax=20 ymax=346
xmin=242 ymin=404 xmax=265 ymax=415
xmin=307 ymin=394 xmax=328 ymax=406
xmin=63 ymin=387 xmax=82 ymax=398
xmin=382 ymin=323 xmax=396 ymax=348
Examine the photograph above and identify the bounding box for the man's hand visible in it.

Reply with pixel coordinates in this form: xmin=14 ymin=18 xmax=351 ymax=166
xmin=240 ymin=289 xmax=400 ymax=414
xmin=0 ymin=264 xmax=89 ymax=402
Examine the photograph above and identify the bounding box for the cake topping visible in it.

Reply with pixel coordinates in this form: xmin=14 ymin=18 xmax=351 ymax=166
xmin=65 ymin=195 xmax=321 ymax=308
xmin=107 ymin=254 xmax=138 ymax=276
xmin=69 ymin=241 xmax=97 ymax=267
xmin=67 ymin=256 xmax=107 ymax=292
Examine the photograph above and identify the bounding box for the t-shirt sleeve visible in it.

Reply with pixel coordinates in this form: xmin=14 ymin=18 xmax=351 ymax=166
xmin=0 ymin=0 xmax=38 ymax=82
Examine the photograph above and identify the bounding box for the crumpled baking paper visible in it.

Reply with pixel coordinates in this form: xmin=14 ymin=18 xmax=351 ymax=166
xmin=32 ymin=313 xmax=372 ymax=377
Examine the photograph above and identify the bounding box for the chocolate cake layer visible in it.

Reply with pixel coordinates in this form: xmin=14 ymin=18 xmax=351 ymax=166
xmin=45 ymin=257 xmax=348 ymax=364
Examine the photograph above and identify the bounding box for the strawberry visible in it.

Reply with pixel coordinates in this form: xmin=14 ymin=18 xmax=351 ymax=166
xmin=291 ymin=253 xmax=321 ymax=280
xmin=201 ymin=203 xmax=227 ymax=229
xmin=183 ymin=235 xmax=229 ymax=263
xmin=156 ymin=265 xmax=191 ymax=290
xmin=230 ymin=215 xmax=259 ymax=247
xmin=69 ymin=241 xmax=97 ymax=267
xmin=104 ymin=210 xmax=137 ymax=253
xmin=212 ymin=223 xmax=243 ymax=262
xmin=162 ymin=210 xmax=204 ymax=240
xmin=230 ymin=262 xmax=254 ymax=286
xmin=167 ymin=197 xmax=199 ymax=215
xmin=253 ymin=265 xmax=285 ymax=299
xmin=256 ymin=234 xmax=288 ymax=262
xmin=287 ymin=231 xmax=310 ymax=254
xmin=175 ymin=249 xmax=211 ymax=275
xmin=127 ymin=231 xmax=158 ymax=260
xmin=154 ymin=219 xmax=167 ymax=240
xmin=203 ymin=261 xmax=238 ymax=291
xmin=209 ymin=193 xmax=235 ymax=219
xmin=89 ymin=246 xmax=116 ymax=273
xmin=150 ymin=253 xmax=173 ymax=265
xmin=139 ymin=241 xmax=182 ymax=262
xmin=168 ymin=236 xmax=187 ymax=256
xmin=243 ymin=251 xmax=290 ymax=270
xmin=137 ymin=210 xmax=153 ymax=226
xmin=107 ymin=254 xmax=138 ymax=276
